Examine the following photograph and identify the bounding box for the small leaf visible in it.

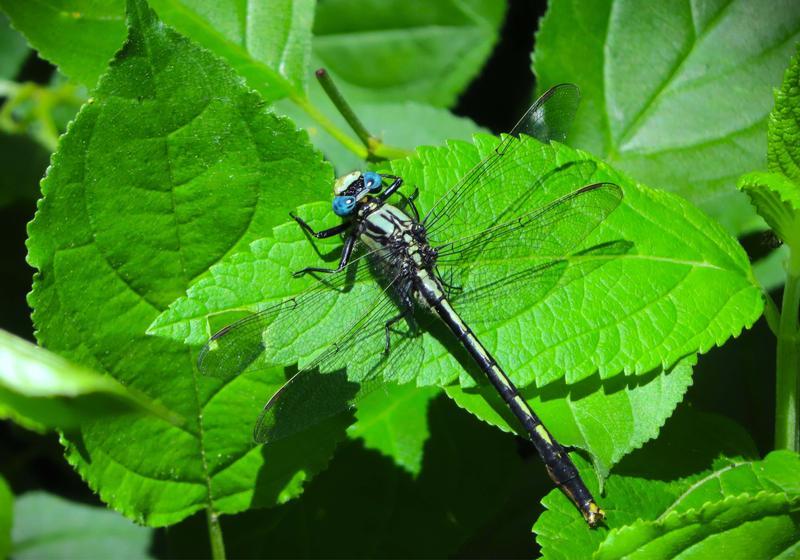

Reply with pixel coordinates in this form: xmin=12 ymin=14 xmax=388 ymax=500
xmin=0 ymin=329 xmax=182 ymax=431
xmin=739 ymin=171 xmax=800 ymax=247
xmin=769 ymin=44 xmax=800 ymax=183
xmin=11 ymin=492 xmax=154 ymax=559
xmin=0 ymin=0 xmax=127 ymax=88
xmin=0 ymin=475 xmax=10 ymax=560
xmin=349 ymin=384 xmax=440 ymax=475
xmin=534 ymin=0 xmax=800 ymax=235
xmin=27 ymin=0 xmax=336 ymax=525
xmin=312 ymin=0 xmax=506 ymax=107
xmin=739 ymin=45 xmax=800 ymax=251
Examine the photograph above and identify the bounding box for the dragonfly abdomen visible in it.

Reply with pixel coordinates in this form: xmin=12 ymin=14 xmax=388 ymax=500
xmin=414 ymin=268 xmax=605 ymax=527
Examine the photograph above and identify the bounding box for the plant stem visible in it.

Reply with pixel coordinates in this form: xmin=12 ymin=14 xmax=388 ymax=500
xmin=775 ymin=248 xmax=800 ymax=451
xmin=206 ymin=508 xmax=226 ymax=560
xmin=315 ymin=68 xmax=372 ymax=148
xmin=311 ymin=68 xmax=412 ymax=163
xmin=291 ymin=91 xmax=368 ymax=160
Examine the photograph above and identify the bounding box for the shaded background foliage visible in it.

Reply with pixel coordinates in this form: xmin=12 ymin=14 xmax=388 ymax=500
xmin=0 ymin=0 xmax=791 ymax=557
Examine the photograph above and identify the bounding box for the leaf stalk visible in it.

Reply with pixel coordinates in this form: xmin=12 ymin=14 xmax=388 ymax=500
xmin=775 ymin=247 xmax=800 ymax=451
xmin=206 ymin=507 xmax=226 ymax=560
xmin=313 ymin=68 xmax=411 ymax=162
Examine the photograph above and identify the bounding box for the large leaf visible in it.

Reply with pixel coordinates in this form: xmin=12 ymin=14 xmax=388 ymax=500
xmin=312 ymin=0 xmax=506 ymax=107
xmin=0 ymin=328 xmax=181 ymax=432
xmin=534 ymin=0 xmax=800 ymax=235
xmin=151 ymin=134 xmax=762 ymax=476
xmin=27 ymin=0 xmax=338 ymax=526
xmin=11 ymin=492 xmax=154 ymax=559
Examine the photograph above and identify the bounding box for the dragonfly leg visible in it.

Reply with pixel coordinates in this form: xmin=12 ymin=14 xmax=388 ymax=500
xmin=383 ymin=307 xmax=416 ymax=355
xmin=383 ymin=314 xmax=404 ymax=354
xmin=293 ymin=233 xmax=357 ymax=277
xmin=290 ymin=212 xmax=351 ymax=239
xmin=378 ymin=175 xmax=404 ymax=202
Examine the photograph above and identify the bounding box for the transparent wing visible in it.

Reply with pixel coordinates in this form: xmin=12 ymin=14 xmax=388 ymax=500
xmin=436 ymin=178 xmax=625 ymax=326
xmin=253 ymin=287 xmax=426 ymax=443
xmin=198 ymin=246 xmax=391 ymax=380
xmin=423 ymin=84 xmax=580 ymax=243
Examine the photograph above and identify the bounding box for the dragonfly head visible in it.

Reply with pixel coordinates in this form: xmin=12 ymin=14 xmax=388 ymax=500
xmin=332 ymin=171 xmax=385 ymax=217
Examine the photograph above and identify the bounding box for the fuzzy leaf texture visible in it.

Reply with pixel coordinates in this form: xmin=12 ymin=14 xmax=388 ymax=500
xmin=0 ymin=329 xmax=182 ymax=432
xmin=534 ymin=0 xmax=800 ymax=236
xmin=27 ymin=0 xmax=339 ymax=526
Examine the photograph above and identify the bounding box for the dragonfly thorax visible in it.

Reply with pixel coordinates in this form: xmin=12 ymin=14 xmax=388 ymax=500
xmin=359 ymin=203 xmax=438 ymax=272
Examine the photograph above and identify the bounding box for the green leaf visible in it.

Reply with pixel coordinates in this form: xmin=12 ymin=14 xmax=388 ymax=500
xmin=0 ymin=11 xmax=29 ymax=80
xmin=0 ymin=0 xmax=127 ymax=88
xmin=11 ymin=492 xmax=155 ymax=559
xmin=598 ymin=492 xmax=800 ymax=560
xmin=739 ymin=171 xmax=800 ymax=247
xmin=277 ymin=94 xmax=487 ymax=172
xmin=535 ymin=410 xmax=792 ymax=559
xmin=146 ymin=0 xmax=314 ymax=100
xmin=312 ymin=0 xmax=506 ymax=107
xmin=392 ymin=137 xmax=762 ymax=385
xmin=349 ymin=384 xmax=440 ymax=475
xmin=769 ymin=44 xmax=800 ymax=183
xmin=0 ymin=475 xmax=10 ymax=560
xmin=534 ymin=0 xmax=800 ymax=235
xmin=446 ymin=356 xmax=695 ymax=480
xmin=0 ymin=328 xmax=182 ymax=432
xmin=152 ymin=134 xmax=762 ymax=487
xmin=27 ymin=0 xmax=337 ymax=526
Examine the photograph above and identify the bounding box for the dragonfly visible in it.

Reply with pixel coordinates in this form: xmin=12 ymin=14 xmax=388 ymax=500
xmin=198 ymin=83 xmax=625 ymax=528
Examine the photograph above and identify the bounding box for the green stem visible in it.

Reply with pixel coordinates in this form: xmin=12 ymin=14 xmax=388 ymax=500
xmin=315 ymin=68 xmax=372 ymax=148
xmin=206 ymin=508 xmax=226 ymax=560
xmin=307 ymin=68 xmax=412 ymax=163
xmin=775 ymin=248 xmax=800 ymax=451
xmin=291 ymin=91 xmax=368 ymax=160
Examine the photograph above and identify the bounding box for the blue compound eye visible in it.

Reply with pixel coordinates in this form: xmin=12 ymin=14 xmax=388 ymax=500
xmin=332 ymin=195 xmax=357 ymax=216
xmin=363 ymin=171 xmax=383 ymax=192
